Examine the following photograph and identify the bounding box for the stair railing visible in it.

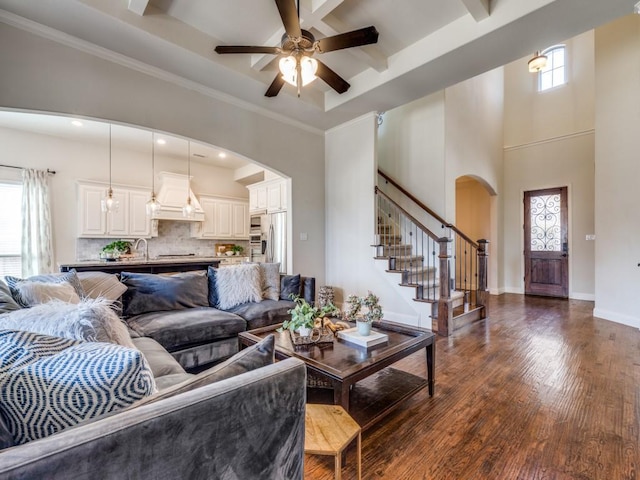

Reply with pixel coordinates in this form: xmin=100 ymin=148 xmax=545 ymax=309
xmin=376 ymin=169 xmax=489 ymax=335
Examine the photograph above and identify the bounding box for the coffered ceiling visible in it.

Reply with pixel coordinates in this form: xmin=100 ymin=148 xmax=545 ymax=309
xmin=0 ymin=0 xmax=637 ymax=131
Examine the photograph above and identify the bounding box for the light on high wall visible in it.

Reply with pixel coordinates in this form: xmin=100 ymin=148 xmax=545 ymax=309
xmin=528 ymin=51 xmax=547 ymax=73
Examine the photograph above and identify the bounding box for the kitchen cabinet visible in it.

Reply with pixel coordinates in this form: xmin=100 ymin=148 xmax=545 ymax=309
xmin=77 ymin=181 xmax=151 ymax=238
xmin=248 ymin=179 xmax=287 ymax=213
xmin=194 ymin=195 xmax=249 ymax=240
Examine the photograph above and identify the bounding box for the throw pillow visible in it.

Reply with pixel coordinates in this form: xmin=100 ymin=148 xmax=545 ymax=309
xmin=120 ymin=271 xmax=209 ymax=317
xmin=0 ymin=298 xmax=136 ymax=349
xmin=207 ymin=266 xmax=218 ymax=308
xmin=5 ymin=270 xmax=86 ymax=308
xmin=77 ymin=271 xmax=128 ymax=301
xmin=0 ymin=282 xmax=20 ymax=315
xmin=280 ymin=274 xmax=301 ymax=301
xmin=260 ymin=263 xmax=281 ymax=301
xmin=14 ymin=281 xmax=81 ymax=306
xmin=215 ymin=263 xmax=262 ymax=310
xmin=138 ymin=334 xmax=275 ymax=406
xmin=0 ymin=329 xmax=155 ymax=445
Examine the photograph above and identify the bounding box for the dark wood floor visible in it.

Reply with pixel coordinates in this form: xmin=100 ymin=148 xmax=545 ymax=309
xmin=304 ymin=294 xmax=640 ymax=480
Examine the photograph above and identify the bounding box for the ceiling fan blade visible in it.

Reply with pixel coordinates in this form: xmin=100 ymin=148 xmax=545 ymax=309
xmin=315 ymin=60 xmax=350 ymax=94
xmin=215 ymin=46 xmax=280 ymax=55
xmin=316 ymin=26 xmax=379 ymax=53
xmin=275 ymin=0 xmax=302 ymax=39
xmin=265 ymin=73 xmax=286 ymax=97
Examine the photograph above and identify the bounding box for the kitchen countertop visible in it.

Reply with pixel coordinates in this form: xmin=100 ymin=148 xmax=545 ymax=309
xmin=61 ymin=256 xmax=223 ymax=267
xmin=59 ymin=257 xmax=223 ymax=274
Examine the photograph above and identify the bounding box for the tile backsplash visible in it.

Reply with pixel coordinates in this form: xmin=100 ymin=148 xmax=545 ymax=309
xmin=76 ymin=221 xmax=249 ymax=260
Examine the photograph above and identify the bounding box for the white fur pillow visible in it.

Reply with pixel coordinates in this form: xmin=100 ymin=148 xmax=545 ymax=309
xmin=215 ymin=263 xmax=262 ymax=310
xmin=260 ymin=263 xmax=281 ymax=301
xmin=0 ymin=298 xmax=135 ymax=349
xmin=15 ymin=281 xmax=80 ymax=307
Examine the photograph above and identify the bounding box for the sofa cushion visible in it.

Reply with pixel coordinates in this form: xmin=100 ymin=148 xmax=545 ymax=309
xmin=138 ymin=334 xmax=275 ymax=406
xmin=0 ymin=329 xmax=155 ymax=445
xmin=132 ymin=336 xmax=186 ymax=378
xmin=280 ymin=274 xmax=301 ymax=301
xmin=207 ymin=266 xmax=218 ymax=307
xmin=77 ymin=271 xmax=128 ymax=301
xmin=121 ymin=271 xmax=209 ymax=317
xmin=260 ymin=263 xmax=281 ymax=301
xmin=226 ymin=299 xmax=295 ymax=330
xmin=215 ymin=263 xmax=262 ymax=310
xmin=154 ymin=373 xmax=195 ymax=391
xmin=5 ymin=270 xmax=86 ymax=307
xmin=0 ymin=298 xmax=136 ymax=349
xmin=0 ymin=282 xmax=21 ymax=314
xmin=13 ymin=281 xmax=81 ymax=306
xmin=126 ymin=307 xmax=246 ymax=353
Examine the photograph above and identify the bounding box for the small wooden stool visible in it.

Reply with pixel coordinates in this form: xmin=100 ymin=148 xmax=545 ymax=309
xmin=304 ymin=404 xmax=362 ymax=480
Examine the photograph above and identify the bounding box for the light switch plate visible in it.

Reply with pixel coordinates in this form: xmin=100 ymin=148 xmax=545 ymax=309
xmin=300 ymin=232 xmax=308 ymax=241
xmin=586 ymin=234 xmax=596 ymax=241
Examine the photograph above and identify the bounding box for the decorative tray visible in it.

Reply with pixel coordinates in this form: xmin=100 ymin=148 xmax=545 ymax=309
xmin=289 ymin=328 xmax=335 ymax=345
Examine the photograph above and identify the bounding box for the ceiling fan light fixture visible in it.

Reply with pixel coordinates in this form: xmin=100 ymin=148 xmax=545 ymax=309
xmin=528 ymin=51 xmax=547 ymax=73
xmin=279 ymin=55 xmax=317 ymax=87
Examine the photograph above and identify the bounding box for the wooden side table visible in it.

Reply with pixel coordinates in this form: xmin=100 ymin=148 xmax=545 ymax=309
xmin=305 ymin=404 xmax=362 ymax=480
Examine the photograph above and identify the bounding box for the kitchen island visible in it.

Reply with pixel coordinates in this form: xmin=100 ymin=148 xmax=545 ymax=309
xmin=59 ymin=257 xmax=222 ymax=274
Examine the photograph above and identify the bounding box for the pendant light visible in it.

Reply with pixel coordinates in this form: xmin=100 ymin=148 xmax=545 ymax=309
xmin=145 ymin=132 xmax=161 ymax=216
xmin=101 ymin=124 xmax=119 ymax=213
xmin=182 ymin=141 xmax=195 ymax=218
xmin=528 ymin=51 xmax=548 ymax=73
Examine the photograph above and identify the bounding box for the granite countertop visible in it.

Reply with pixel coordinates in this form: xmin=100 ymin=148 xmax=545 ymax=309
xmin=60 ymin=256 xmax=222 ymax=268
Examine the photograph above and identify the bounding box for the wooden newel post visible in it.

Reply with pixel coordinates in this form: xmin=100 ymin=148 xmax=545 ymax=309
xmin=476 ymin=239 xmax=489 ymax=315
xmin=437 ymin=237 xmax=452 ymax=337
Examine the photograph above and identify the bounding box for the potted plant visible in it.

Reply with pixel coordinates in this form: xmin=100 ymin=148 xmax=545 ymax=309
xmin=231 ymin=245 xmax=244 ymax=256
xmin=100 ymin=240 xmax=132 ymax=261
xmin=343 ymin=291 xmax=383 ymax=336
xmin=281 ymin=295 xmax=318 ymax=336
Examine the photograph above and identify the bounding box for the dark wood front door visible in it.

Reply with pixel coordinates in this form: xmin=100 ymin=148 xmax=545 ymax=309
xmin=524 ymin=187 xmax=568 ymax=298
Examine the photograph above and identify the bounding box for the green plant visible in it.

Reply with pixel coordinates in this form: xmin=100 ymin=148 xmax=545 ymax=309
xmin=343 ymin=291 xmax=383 ymax=323
xmin=102 ymin=240 xmax=132 ymax=254
xmin=281 ymin=295 xmax=318 ymax=332
xmin=231 ymin=245 xmax=244 ymax=254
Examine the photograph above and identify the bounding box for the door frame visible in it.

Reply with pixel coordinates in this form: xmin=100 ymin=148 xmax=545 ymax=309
xmin=519 ymin=184 xmax=572 ymax=297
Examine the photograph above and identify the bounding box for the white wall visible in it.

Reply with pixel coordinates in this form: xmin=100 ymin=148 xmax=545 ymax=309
xmin=325 ymin=113 xmax=418 ymax=320
xmin=0 ymin=24 xmax=325 ymax=283
xmin=503 ymin=31 xmax=596 ymax=300
xmin=594 ymin=15 xmax=640 ymax=327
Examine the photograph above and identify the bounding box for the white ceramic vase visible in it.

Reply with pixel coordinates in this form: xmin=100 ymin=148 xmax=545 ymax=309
xmin=356 ymin=320 xmax=372 ymax=336
xmin=298 ymin=326 xmax=312 ymax=337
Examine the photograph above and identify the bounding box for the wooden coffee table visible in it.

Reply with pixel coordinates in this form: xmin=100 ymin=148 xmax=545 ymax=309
xmin=239 ymin=320 xmax=435 ymax=430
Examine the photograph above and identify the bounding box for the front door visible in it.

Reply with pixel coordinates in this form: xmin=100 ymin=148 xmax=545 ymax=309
xmin=524 ymin=187 xmax=568 ymax=298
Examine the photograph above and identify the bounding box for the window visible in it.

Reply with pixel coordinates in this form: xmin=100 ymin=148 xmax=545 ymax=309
xmin=539 ymin=45 xmax=566 ymax=92
xmin=0 ymin=182 xmax=22 ymax=277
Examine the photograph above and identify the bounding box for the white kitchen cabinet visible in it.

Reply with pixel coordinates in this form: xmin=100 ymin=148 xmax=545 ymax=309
xmin=77 ymin=181 xmax=151 ymax=238
xmin=194 ymin=195 xmax=249 ymax=240
xmin=248 ymin=179 xmax=287 ymax=213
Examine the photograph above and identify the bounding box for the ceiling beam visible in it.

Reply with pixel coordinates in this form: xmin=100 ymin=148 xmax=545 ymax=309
xmin=128 ymin=0 xmax=150 ymax=16
xmin=460 ymin=0 xmax=490 ymax=22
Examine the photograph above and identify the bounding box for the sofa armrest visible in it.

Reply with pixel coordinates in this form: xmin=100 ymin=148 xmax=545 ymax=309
xmin=0 ymin=358 xmax=307 ymax=480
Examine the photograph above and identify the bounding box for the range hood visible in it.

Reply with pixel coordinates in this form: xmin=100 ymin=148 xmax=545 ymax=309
xmin=152 ymin=172 xmax=204 ymax=222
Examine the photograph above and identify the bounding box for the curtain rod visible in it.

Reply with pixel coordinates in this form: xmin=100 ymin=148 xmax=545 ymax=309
xmin=0 ymin=164 xmax=56 ymax=175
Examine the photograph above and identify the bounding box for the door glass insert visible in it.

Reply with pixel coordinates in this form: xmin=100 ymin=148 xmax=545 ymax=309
xmin=529 ymin=194 xmax=561 ymax=251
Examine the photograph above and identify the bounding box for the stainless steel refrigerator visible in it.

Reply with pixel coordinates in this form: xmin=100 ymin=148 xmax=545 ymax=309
xmin=264 ymin=211 xmax=287 ymax=273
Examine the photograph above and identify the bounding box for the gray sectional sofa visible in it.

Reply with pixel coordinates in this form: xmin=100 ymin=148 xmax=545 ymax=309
xmin=0 ymin=264 xmax=315 ymax=479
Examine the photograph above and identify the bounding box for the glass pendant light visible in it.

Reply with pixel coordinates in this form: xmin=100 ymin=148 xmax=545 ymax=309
xmin=101 ymin=124 xmax=119 ymax=213
xmin=145 ymin=132 xmax=162 ymax=216
xmin=182 ymin=141 xmax=195 ymax=218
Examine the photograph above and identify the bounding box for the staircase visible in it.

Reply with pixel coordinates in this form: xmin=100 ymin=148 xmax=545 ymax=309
xmin=373 ymin=170 xmax=488 ymax=336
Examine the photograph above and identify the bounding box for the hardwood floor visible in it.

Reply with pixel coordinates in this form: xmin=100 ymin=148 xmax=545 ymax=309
xmin=304 ymin=294 xmax=640 ymax=480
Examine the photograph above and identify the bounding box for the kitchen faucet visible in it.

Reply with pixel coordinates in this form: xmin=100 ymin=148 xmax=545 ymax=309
xmin=134 ymin=238 xmax=148 ymax=261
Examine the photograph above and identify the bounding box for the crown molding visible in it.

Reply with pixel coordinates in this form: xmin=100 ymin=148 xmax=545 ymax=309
xmin=0 ymin=9 xmax=324 ymax=137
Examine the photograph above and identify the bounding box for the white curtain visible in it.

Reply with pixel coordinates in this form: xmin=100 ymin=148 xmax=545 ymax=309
xmin=21 ymin=169 xmax=54 ymax=276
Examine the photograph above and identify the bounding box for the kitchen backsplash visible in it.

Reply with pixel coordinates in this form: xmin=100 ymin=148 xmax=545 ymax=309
xmin=76 ymin=221 xmax=250 ymax=260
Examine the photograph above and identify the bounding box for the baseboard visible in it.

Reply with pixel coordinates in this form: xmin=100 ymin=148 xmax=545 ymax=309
xmin=489 ymin=288 xmax=505 ymax=295
xmin=503 ymin=287 xmax=524 ymax=294
xmin=593 ymin=308 xmax=640 ymax=330
xmin=570 ymin=292 xmax=595 ymax=301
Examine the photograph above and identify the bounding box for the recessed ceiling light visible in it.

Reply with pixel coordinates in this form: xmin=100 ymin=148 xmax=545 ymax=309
xmin=218 ymin=152 xmax=227 ymax=158
xmin=156 ymin=138 xmax=166 ymax=145
xmin=71 ymin=120 xmax=83 ymax=127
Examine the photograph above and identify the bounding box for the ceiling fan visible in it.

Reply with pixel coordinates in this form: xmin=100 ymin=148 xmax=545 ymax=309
xmin=214 ymin=0 xmax=379 ymax=98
